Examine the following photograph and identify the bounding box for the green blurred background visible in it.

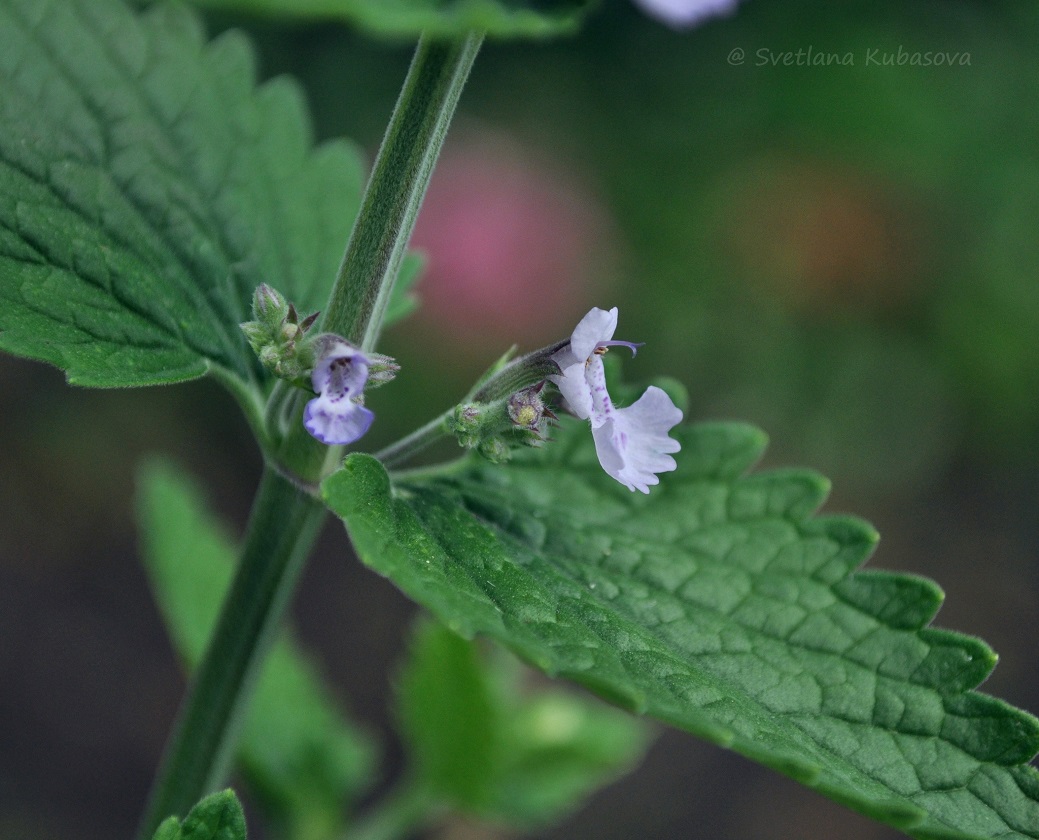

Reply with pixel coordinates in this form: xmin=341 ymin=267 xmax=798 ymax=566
xmin=1 ymin=1 xmax=1037 ymax=838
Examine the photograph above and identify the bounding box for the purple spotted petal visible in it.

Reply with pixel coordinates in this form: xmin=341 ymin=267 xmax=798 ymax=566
xmin=551 ymin=307 xmax=682 ymax=491
xmin=304 ymin=337 xmax=374 ymax=445
xmin=312 ymin=341 xmax=369 ymax=397
xmin=550 ymin=306 xmax=621 ymax=420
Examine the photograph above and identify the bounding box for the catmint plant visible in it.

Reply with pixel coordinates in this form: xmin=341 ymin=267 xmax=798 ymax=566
xmin=0 ymin=1 xmax=1037 ymax=840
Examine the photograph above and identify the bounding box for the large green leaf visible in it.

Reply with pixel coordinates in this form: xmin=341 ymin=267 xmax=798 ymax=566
xmin=0 ymin=0 xmax=363 ymax=388
xmin=172 ymin=0 xmax=591 ymax=40
xmin=324 ymin=420 xmax=1039 ymax=840
xmin=151 ymin=790 xmax=247 ymax=840
xmin=137 ymin=459 xmax=376 ymax=838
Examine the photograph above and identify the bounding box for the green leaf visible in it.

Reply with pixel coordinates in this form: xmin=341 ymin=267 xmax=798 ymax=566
xmin=394 ymin=618 xmax=650 ymax=824
xmin=150 ymin=790 xmax=247 ymax=840
xmin=0 ymin=0 xmax=363 ymax=389
xmin=137 ymin=459 xmax=376 ymax=838
xmin=168 ymin=0 xmax=592 ymax=40
xmin=395 ymin=618 xmax=500 ymax=808
xmin=324 ymin=421 xmax=1039 ymax=840
xmin=488 ymin=670 xmax=651 ymax=826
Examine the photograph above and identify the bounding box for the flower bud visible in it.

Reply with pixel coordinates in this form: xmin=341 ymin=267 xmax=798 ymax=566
xmin=478 ymin=437 xmax=511 ymax=464
xmin=253 ymin=283 xmax=287 ymax=321
xmin=241 ymin=284 xmax=324 ymax=387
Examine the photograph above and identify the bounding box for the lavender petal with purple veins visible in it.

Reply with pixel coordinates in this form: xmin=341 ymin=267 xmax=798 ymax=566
xmin=551 ymin=307 xmax=683 ymax=493
xmin=303 ymin=340 xmax=375 ymax=445
xmin=592 ymin=387 xmax=683 ymax=493
xmin=632 ymin=0 xmax=743 ymax=29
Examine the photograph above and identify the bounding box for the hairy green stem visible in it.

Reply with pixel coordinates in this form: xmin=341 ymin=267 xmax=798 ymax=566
xmin=373 ymin=341 xmax=563 ymax=470
xmin=322 ymin=33 xmax=484 ymax=352
xmin=270 ymin=33 xmax=484 ymax=489
xmin=136 ymin=469 xmax=325 ymax=839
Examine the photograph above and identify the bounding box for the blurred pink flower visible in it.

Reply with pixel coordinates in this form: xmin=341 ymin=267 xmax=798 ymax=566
xmin=409 ymin=132 xmax=611 ymax=352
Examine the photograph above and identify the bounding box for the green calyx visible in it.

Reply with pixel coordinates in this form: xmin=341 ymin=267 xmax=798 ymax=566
xmin=449 ymin=384 xmax=551 ymax=464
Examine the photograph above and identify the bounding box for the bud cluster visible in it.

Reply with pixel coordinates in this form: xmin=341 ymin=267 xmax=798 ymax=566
xmin=240 ymin=284 xmax=320 ymax=387
xmin=448 ymin=383 xmax=554 ymax=463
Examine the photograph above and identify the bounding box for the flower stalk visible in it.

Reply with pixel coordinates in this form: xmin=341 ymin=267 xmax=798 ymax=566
xmin=322 ymin=33 xmax=484 ymax=351
xmin=267 ymin=32 xmax=484 ymax=488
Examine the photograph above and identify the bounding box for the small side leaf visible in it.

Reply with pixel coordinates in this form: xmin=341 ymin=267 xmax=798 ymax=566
xmin=395 ymin=618 xmax=500 ymax=808
xmin=394 ymin=618 xmax=650 ymax=825
xmin=137 ymin=458 xmax=377 ymax=836
xmin=0 ymin=0 xmax=363 ymax=389
xmin=324 ymin=420 xmax=1039 ymax=840
xmin=488 ymin=681 xmax=652 ymax=826
xmin=150 ymin=790 xmax=247 ymax=840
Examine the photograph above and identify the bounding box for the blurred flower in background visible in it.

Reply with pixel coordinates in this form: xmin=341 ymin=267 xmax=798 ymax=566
xmin=711 ymin=157 xmax=920 ymax=316
xmin=408 ymin=130 xmax=615 ymax=355
xmin=633 ymin=0 xmax=744 ymax=29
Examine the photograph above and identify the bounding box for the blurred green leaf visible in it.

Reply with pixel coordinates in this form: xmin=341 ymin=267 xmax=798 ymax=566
xmin=325 ymin=420 xmax=1039 ymax=840
xmin=395 ymin=618 xmax=499 ymax=808
xmin=137 ymin=459 xmax=376 ymax=839
xmin=395 ymin=618 xmax=650 ymax=825
xmin=489 ymin=678 xmax=651 ymax=825
xmin=151 ymin=790 xmax=247 ymax=840
xmin=171 ymin=0 xmax=592 ymax=40
xmin=0 ymin=0 xmax=363 ymax=390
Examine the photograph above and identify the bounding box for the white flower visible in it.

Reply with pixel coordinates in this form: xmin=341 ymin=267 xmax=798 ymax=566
xmin=303 ymin=339 xmax=375 ymax=445
xmin=552 ymin=307 xmax=683 ymax=493
xmin=632 ymin=0 xmax=743 ymax=29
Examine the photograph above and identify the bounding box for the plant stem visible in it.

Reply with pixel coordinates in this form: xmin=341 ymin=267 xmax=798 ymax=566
xmin=372 ymin=341 xmax=563 ymax=470
xmin=321 ymin=33 xmax=484 ymax=352
xmin=271 ymin=33 xmax=483 ymax=489
xmin=136 ymin=468 xmax=325 ymax=839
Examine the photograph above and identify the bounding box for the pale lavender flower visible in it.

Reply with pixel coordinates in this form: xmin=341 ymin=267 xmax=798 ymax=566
xmin=632 ymin=0 xmax=742 ymax=29
xmin=552 ymin=307 xmax=683 ymax=493
xmin=303 ymin=339 xmax=375 ymax=445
